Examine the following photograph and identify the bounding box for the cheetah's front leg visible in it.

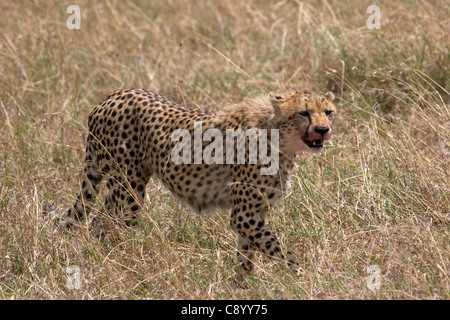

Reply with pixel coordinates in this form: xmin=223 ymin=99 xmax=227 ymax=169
xmin=230 ymin=184 xmax=300 ymax=273
xmin=237 ymin=234 xmax=256 ymax=272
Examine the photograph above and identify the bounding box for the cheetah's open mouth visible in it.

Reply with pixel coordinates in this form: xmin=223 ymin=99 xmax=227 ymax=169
xmin=303 ymin=137 xmax=324 ymax=148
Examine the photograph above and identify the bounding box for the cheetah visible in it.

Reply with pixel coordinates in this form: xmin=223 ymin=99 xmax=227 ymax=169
xmin=53 ymin=88 xmax=337 ymax=273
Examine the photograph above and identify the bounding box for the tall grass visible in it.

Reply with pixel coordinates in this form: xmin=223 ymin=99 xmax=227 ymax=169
xmin=0 ymin=0 xmax=448 ymax=299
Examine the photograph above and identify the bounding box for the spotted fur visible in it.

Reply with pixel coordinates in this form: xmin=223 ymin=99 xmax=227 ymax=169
xmin=59 ymin=88 xmax=337 ymax=273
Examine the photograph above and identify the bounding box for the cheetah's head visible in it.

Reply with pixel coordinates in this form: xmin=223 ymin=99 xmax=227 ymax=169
xmin=269 ymin=90 xmax=337 ymax=155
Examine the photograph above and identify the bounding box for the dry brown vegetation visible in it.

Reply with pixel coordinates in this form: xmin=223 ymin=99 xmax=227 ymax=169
xmin=0 ymin=0 xmax=448 ymax=299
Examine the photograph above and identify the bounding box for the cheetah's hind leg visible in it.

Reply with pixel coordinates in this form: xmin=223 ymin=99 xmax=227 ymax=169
xmin=43 ymin=135 xmax=103 ymax=231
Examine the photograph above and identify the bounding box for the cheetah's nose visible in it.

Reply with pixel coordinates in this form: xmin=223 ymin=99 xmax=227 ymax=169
xmin=315 ymin=126 xmax=330 ymax=136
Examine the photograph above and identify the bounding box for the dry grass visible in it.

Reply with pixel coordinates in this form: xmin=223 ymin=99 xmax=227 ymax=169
xmin=0 ymin=0 xmax=449 ymax=299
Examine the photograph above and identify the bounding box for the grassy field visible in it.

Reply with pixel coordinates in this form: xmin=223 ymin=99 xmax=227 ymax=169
xmin=0 ymin=0 xmax=448 ymax=299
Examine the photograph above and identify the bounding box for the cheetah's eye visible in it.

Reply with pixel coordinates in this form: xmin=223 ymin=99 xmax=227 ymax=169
xmin=325 ymin=110 xmax=333 ymax=116
xmin=298 ymin=111 xmax=309 ymax=117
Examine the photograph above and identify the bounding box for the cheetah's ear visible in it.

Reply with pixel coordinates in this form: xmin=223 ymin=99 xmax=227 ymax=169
xmin=324 ymin=91 xmax=335 ymax=102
